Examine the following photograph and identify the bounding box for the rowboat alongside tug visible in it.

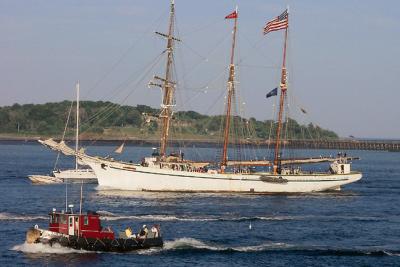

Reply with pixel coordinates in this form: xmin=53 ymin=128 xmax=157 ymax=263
xmin=26 ymin=206 xmax=163 ymax=252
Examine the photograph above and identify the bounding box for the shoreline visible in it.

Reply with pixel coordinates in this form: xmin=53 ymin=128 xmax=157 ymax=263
xmin=1 ymin=136 xmax=399 ymax=151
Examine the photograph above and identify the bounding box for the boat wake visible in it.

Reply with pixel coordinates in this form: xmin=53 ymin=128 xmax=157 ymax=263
xmin=11 ymin=239 xmax=400 ymax=257
xmin=164 ymin=238 xmax=289 ymax=252
xmin=0 ymin=212 xmax=47 ymax=221
xmin=11 ymin=242 xmax=92 ymax=254
xmin=141 ymin=238 xmax=400 ymax=257
xmin=97 ymin=211 xmax=296 ymax=222
xmin=97 ymin=211 xmax=387 ymax=223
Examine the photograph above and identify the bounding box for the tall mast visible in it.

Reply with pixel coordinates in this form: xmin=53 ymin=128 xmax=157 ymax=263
xmin=273 ymin=13 xmax=289 ymax=175
xmin=221 ymin=6 xmax=238 ymax=171
xmin=75 ymin=81 xmax=79 ymax=170
xmin=149 ymin=0 xmax=179 ymax=157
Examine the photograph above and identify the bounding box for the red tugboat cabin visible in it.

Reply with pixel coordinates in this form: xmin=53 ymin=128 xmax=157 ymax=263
xmin=49 ymin=210 xmax=114 ymax=239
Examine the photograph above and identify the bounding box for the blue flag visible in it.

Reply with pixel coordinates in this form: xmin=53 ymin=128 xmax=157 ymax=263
xmin=266 ymin=88 xmax=278 ymax=98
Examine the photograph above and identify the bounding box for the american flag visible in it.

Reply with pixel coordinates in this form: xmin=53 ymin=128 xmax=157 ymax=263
xmin=263 ymin=9 xmax=288 ymax=35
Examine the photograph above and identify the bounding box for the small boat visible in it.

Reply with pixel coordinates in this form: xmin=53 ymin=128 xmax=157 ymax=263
xmin=26 ymin=206 xmax=163 ymax=252
xmin=27 ymin=175 xmax=63 ymax=185
xmin=29 ymin=82 xmax=97 ymax=185
xmin=28 ymin=169 xmax=97 ymax=185
xmin=52 ymin=168 xmax=97 ymax=182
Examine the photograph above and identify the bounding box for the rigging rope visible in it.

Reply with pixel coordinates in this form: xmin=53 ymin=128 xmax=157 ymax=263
xmin=53 ymin=100 xmax=74 ymax=170
xmin=82 ymin=10 xmax=168 ymax=100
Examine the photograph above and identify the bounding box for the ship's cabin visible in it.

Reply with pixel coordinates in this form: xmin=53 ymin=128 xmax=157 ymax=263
xmin=48 ymin=207 xmax=114 ymax=239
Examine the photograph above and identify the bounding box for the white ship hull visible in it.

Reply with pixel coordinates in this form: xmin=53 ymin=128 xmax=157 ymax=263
xmin=82 ymin=157 xmax=362 ymax=193
xmin=53 ymin=169 xmax=97 ymax=181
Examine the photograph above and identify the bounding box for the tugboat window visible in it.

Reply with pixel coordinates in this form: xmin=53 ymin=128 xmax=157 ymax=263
xmin=84 ymin=216 xmax=89 ymax=225
xmin=60 ymin=215 xmax=67 ymax=224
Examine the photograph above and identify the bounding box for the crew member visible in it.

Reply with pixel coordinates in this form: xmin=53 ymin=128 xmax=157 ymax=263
xmin=125 ymin=227 xmax=135 ymax=238
xmin=139 ymin=224 xmax=148 ymax=238
xmin=151 ymin=225 xmax=159 ymax=237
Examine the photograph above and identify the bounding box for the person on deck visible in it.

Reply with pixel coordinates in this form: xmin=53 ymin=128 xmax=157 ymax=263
xmin=139 ymin=225 xmax=148 ymax=238
xmin=151 ymin=225 xmax=159 ymax=237
xmin=125 ymin=227 xmax=136 ymax=238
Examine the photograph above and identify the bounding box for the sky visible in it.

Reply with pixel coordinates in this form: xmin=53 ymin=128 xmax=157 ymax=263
xmin=0 ymin=0 xmax=399 ymax=139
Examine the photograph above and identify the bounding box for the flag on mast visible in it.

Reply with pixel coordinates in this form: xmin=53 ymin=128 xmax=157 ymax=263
xmin=266 ymin=88 xmax=278 ymax=98
xmin=263 ymin=9 xmax=288 ymax=35
xmin=225 ymin=10 xmax=238 ymax=19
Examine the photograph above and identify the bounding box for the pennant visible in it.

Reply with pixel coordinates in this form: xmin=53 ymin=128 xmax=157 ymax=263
xmin=266 ymin=88 xmax=278 ymax=98
xmin=225 ymin=11 xmax=238 ymax=19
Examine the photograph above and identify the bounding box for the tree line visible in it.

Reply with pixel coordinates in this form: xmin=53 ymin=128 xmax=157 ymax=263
xmin=0 ymin=101 xmax=338 ymax=140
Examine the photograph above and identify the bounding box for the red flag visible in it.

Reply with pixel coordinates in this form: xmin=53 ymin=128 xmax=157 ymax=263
xmin=225 ymin=11 xmax=237 ymax=19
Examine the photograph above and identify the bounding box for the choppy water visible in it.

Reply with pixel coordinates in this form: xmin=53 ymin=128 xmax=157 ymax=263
xmin=1 ymin=141 xmax=400 ymax=266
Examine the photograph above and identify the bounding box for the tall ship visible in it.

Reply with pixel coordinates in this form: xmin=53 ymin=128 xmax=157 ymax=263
xmin=40 ymin=1 xmax=362 ymax=193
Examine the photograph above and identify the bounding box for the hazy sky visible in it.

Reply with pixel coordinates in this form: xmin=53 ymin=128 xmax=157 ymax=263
xmin=0 ymin=0 xmax=399 ymax=138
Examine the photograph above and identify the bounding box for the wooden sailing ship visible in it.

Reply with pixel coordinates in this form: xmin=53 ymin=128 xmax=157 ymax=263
xmin=40 ymin=1 xmax=362 ymax=193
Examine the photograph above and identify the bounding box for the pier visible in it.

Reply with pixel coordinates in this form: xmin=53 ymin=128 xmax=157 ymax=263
xmin=0 ymin=138 xmax=399 ymax=151
xmin=285 ymin=139 xmax=400 ymax=152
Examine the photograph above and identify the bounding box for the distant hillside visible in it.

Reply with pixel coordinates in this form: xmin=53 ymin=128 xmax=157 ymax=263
xmin=0 ymin=101 xmax=338 ymax=140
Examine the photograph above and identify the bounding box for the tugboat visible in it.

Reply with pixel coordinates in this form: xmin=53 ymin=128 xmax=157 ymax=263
xmin=26 ymin=205 xmax=163 ymax=252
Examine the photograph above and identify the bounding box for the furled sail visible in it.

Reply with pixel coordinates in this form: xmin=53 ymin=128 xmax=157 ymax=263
xmin=114 ymin=143 xmax=125 ymax=154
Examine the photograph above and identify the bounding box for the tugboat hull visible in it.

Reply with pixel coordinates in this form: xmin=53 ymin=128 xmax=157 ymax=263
xmin=27 ymin=228 xmax=163 ymax=252
xmin=53 ymin=235 xmax=163 ymax=252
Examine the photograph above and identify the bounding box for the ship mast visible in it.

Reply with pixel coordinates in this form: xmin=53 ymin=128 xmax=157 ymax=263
xmin=273 ymin=13 xmax=289 ymax=175
xmin=75 ymin=81 xmax=80 ymax=170
xmin=221 ymin=7 xmax=238 ymax=171
xmin=149 ymin=0 xmax=180 ymax=157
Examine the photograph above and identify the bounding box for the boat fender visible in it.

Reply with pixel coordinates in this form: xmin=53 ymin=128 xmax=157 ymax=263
xmin=111 ymin=239 xmax=120 ymax=247
xmin=49 ymin=238 xmax=59 ymax=247
xmin=69 ymin=239 xmax=78 ymax=249
xmin=26 ymin=228 xmax=41 ymax=244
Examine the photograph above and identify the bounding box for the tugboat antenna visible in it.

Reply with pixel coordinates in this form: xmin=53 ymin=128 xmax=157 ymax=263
xmin=79 ymin=180 xmax=83 ymax=215
xmin=65 ymin=180 xmax=68 ymax=212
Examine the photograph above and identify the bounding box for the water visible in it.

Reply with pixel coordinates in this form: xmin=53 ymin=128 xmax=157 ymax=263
xmin=1 ymin=141 xmax=400 ymax=266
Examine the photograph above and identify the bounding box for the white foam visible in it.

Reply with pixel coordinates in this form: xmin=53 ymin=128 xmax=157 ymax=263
xmin=163 ymin=238 xmax=289 ymax=252
xmin=96 ymin=210 xmax=116 ymax=217
xmin=11 ymin=242 xmax=92 ymax=254
xmin=0 ymin=212 xmax=47 ymax=221
xmin=98 ymin=211 xmax=296 ymax=222
xmin=384 ymin=251 xmax=400 ymax=257
xmin=164 ymin=238 xmax=223 ymax=251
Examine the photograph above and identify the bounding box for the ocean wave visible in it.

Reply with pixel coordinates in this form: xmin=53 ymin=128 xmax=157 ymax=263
xmin=153 ymin=238 xmax=400 ymax=257
xmin=97 ymin=211 xmax=296 ymax=222
xmin=11 ymin=239 xmax=400 ymax=257
xmin=163 ymin=238 xmax=289 ymax=252
xmin=0 ymin=212 xmax=47 ymax=221
xmin=11 ymin=242 xmax=92 ymax=254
